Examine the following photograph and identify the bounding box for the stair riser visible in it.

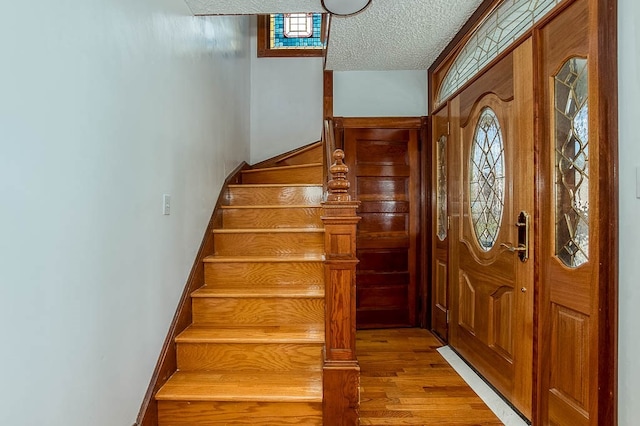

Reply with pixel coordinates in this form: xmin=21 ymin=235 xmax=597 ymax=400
xmin=176 ymin=343 xmax=323 ymax=372
xmin=213 ymin=232 xmax=324 ymax=256
xmin=192 ymin=298 xmax=324 ymax=326
xmin=158 ymin=401 xmax=322 ymax=425
xmin=222 ymin=207 xmax=322 ymax=229
xmin=226 ymin=186 xmax=323 ymax=206
xmin=241 ymin=166 xmax=323 ymax=185
xmin=204 ymin=261 xmax=323 ymax=287
xmin=277 ymin=145 xmax=323 ymax=166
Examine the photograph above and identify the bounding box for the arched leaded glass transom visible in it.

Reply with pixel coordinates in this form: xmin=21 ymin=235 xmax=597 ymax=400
xmin=470 ymin=108 xmax=505 ymax=251
xmin=437 ymin=0 xmax=563 ymax=106
xmin=554 ymin=57 xmax=589 ymax=268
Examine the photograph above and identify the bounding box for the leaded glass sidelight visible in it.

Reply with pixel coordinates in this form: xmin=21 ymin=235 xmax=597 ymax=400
xmin=554 ymin=57 xmax=589 ymax=268
xmin=470 ymin=108 xmax=505 ymax=251
xmin=436 ymin=135 xmax=448 ymax=241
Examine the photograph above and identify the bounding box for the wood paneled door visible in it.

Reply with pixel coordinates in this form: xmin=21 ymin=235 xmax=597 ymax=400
xmin=448 ymin=39 xmax=535 ymax=419
xmin=341 ymin=119 xmax=421 ymax=329
xmin=536 ymin=0 xmax=615 ymax=423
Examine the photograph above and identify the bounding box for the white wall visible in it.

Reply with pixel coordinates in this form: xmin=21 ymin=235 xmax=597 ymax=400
xmin=0 ymin=1 xmax=250 ymax=425
xmin=333 ymin=70 xmax=428 ymax=117
xmin=618 ymin=0 xmax=640 ymax=423
xmin=249 ymin=17 xmax=323 ymax=164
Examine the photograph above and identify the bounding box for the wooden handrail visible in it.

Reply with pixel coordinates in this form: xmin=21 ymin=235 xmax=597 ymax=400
xmin=322 ymin=119 xmax=336 ymax=198
xmin=321 ymin=149 xmax=360 ymax=425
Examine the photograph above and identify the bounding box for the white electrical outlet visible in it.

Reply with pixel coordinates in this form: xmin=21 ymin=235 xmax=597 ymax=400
xmin=163 ymin=194 xmax=171 ymax=215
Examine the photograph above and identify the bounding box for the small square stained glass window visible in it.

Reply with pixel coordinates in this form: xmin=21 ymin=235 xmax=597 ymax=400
xmin=257 ymin=14 xmax=325 ymax=57
xmin=284 ymin=13 xmax=314 ymax=38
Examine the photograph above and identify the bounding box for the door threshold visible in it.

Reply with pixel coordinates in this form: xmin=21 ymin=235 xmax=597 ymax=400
xmin=437 ymin=346 xmax=530 ymax=426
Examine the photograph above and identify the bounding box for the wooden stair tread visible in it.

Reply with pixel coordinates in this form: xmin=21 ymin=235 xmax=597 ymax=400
xmin=213 ymin=228 xmax=323 ymax=234
xmin=192 ymin=286 xmax=324 ymax=298
xmin=227 ymin=184 xmax=322 ymax=188
xmin=203 ymin=254 xmax=324 ymax=263
xmin=241 ymin=163 xmax=322 ymax=174
xmin=221 ymin=205 xmax=321 ymax=209
xmin=176 ymin=324 xmax=324 ymax=343
xmin=156 ymin=371 xmax=322 ymax=402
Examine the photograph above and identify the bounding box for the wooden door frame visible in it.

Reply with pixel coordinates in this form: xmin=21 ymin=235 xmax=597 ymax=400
xmin=427 ymin=0 xmax=618 ymax=423
xmin=333 ymin=117 xmax=429 ymax=328
xmin=429 ymin=108 xmax=448 ymax=340
xmin=333 ymin=116 xmax=426 ymax=145
xmin=588 ymin=1 xmax=618 ymax=421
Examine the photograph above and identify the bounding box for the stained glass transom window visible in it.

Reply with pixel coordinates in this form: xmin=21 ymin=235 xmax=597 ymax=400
xmin=437 ymin=0 xmax=563 ymax=105
xmin=554 ymin=57 xmax=589 ymax=268
xmin=284 ymin=13 xmax=313 ymax=38
xmin=270 ymin=13 xmax=325 ymax=49
xmin=436 ymin=135 xmax=448 ymax=241
xmin=470 ymin=108 xmax=505 ymax=251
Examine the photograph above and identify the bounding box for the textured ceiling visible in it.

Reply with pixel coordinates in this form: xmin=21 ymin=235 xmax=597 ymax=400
xmin=185 ymin=0 xmax=324 ymax=14
xmin=326 ymin=0 xmax=483 ymax=70
xmin=184 ymin=0 xmax=483 ymax=71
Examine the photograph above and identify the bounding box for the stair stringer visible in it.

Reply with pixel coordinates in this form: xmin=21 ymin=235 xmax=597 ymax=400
xmin=135 ymin=161 xmax=249 ymax=426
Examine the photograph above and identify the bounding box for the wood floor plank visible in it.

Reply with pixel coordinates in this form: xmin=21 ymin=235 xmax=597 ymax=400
xmin=357 ymin=328 xmax=504 ymax=425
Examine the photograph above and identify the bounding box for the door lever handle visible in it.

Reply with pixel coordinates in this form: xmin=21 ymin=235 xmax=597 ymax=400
xmin=502 ymin=211 xmax=530 ymax=262
xmin=500 ymin=243 xmax=526 ymax=252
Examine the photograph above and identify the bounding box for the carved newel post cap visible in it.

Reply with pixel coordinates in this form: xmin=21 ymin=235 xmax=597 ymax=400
xmin=327 ymin=149 xmax=351 ymax=202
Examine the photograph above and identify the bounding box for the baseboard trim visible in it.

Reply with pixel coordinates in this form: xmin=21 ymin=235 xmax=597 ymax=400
xmin=135 ymin=161 xmax=249 ymax=426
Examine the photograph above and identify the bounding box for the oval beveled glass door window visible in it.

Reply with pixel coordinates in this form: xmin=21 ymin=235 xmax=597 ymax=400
xmin=554 ymin=57 xmax=589 ymax=267
xmin=436 ymin=135 xmax=448 ymax=241
xmin=470 ymin=107 xmax=505 ymax=251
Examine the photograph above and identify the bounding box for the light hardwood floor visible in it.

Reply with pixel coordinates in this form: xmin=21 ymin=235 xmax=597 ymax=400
xmin=357 ymin=328 xmax=503 ymax=425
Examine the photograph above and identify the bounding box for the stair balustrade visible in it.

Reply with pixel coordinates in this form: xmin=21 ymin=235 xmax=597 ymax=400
xmin=321 ymin=149 xmax=360 ymax=425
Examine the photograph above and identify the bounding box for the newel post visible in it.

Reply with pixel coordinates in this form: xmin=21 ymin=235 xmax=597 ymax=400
xmin=321 ymin=149 xmax=360 ymax=425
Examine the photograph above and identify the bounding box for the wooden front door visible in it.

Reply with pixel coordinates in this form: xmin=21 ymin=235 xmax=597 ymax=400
xmin=429 ymin=0 xmax=617 ymax=422
xmin=449 ymin=39 xmax=534 ymax=418
xmin=343 ymin=123 xmax=420 ymax=329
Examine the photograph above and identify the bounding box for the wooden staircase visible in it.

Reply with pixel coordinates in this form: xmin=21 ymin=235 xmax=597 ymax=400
xmin=155 ymin=143 xmax=326 ymax=425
